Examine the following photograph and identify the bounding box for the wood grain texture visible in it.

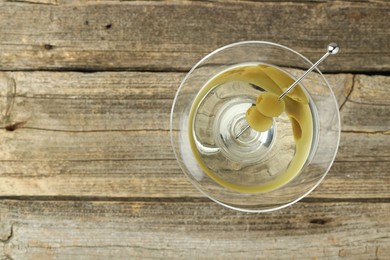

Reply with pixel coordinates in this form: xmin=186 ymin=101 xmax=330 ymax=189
xmin=0 ymin=0 xmax=388 ymax=259
xmin=0 ymin=200 xmax=389 ymax=259
xmin=341 ymin=75 xmax=390 ymax=132
xmin=0 ymin=71 xmax=352 ymax=131
xmin=0 ymin=71 xmax=388 ymax=199
xmin=0 ymin=1 xmax=388 ymax=72
xmin=0 ymin=132 xmax=388 ymax=199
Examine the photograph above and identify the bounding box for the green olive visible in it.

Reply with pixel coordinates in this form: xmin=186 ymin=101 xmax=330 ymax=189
xmin=256 ymin=92 xmax=285 ymax=117
xmin=245 ymin=106 xmax=273 ymax=132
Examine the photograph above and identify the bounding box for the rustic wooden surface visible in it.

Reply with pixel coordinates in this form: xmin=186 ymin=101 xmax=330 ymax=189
xmin=0 ymin=0 xmax=389 ymax=259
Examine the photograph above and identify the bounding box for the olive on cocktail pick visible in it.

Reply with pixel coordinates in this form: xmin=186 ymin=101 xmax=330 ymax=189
xmin=245 ymin=106 xmax=273 ymax=132
xmin=256 ymin=92 xmax=285 ymax=117
xmin=236 ymin=43 xmax=339 ymax=139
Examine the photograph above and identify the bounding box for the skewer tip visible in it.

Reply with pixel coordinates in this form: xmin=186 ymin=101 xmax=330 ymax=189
xmin=327 ymin=43 xmax=339 ymax=55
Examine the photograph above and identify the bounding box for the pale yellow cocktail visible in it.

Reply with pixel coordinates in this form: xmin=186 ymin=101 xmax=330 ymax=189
xmin=188 ymin=64 xmax=313 ymax=193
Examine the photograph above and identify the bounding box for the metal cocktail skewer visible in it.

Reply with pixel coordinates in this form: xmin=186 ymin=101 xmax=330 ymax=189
xmin=235 ymin=43 xmax=339 ymax=139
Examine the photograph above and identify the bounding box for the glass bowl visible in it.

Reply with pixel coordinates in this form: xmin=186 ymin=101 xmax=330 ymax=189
xmin=170 ymin=41 xmax=340 ymax=212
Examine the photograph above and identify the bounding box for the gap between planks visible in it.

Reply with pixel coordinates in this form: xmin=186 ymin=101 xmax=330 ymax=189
xmin=0 ymin=196 xmax=389 ymax=204
xmin=0 ymin=68 xmax=388 ymax=75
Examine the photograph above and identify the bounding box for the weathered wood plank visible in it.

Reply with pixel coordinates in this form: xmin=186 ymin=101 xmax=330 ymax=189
xmin=0 ymin=71 xmax=352 ymax=131
xmin=0 ymin=71 xmax=380 ymax=142
xmin=0 ymin=129 xmax=388 ymax=198
xmin=0 ymin=200 xmax=389 ymax=259
xmin=1 ymin=159 xmax=389 ymax=199
xmin=0 ymin=1 xmax=388 ymax=71
xmin=0 ymin=71 xmax=389 ymax=198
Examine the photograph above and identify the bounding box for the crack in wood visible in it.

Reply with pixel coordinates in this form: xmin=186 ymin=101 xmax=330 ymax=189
xmin=375 ymin=245 xmax=379 ymax=259
xmin=334 ymin=160 xmax=390 ymax=163
xmin=4 ymin=95 xmax=175 ymax=101
xmin=3 ymin=127 xmax=172 ymax=133
xmin=347 ymin=99 xmax=390 ymax=107
xmin=301 ymin=197 xmax=390 ymax=203
xmin=0 ymin=196 xmax=209 ymax=203
xmin=341 ymin=129 xmax=390 ymax=135
xmin=4 ymin=121 xmax=27 ymax=132
xmin=2 ymin=126 xmax=386 ymax=135
xmin=1 ymin=77 xmax=16 ymax=126
xmin=339 ymin=74 xmax=355 ymax=112
xmin=0 ymin=224 xmax=13 ymax=244
xmin=43 ymin=44 xmax=54 ymax=50
xmin=0 ymin=158 xmax=176 ymax=162
xmin=0 ymin=69 xmax=387 ymax=74
xmin=309 ymin=219 xmax=327 ymax=225
xmin=5 ymin=0 xmax=57 ymax=6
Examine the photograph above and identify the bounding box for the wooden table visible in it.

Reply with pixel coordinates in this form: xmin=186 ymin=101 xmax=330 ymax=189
xmin=0 ymin=1 xmax=389 ymax=259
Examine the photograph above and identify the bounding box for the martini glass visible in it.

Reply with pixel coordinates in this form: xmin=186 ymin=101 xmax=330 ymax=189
xmin=170 ymin=41 xmax=340 ymax=212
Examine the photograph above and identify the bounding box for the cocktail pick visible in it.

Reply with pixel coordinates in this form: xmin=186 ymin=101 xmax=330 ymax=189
xmin=235 ymin=43 xmax=339 ymax=139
